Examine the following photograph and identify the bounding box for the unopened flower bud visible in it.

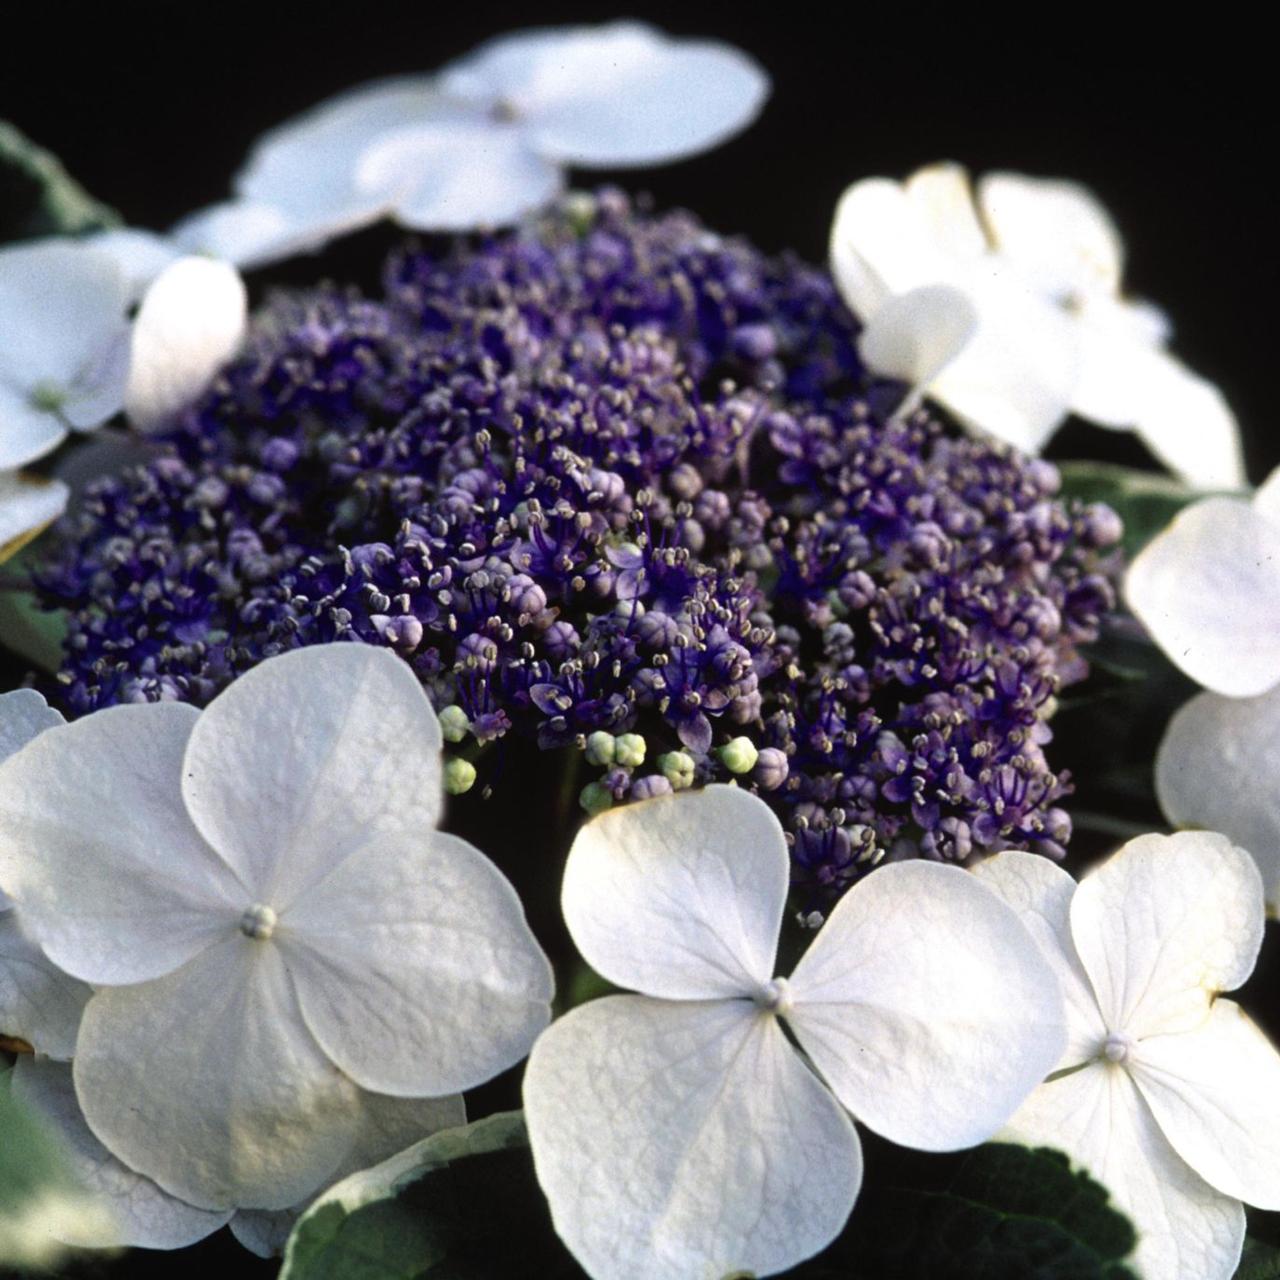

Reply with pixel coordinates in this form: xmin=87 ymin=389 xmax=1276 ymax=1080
xmin=629 ymin=775 xmax=673 ymax=801
xmin=719 ymin=736 xmax=759 ymax=775
xmin=438 ymin=705 xmax=470 ymax=744
xmin=579 ymin=781 xmax=614 ymax=816
xmin=753 ymin=747 xmax=789 ymax=791
xmin=443 ymin=757 xmax=477 ymax=795
xmin=658 ymin=751 xmax=696 ymax=790
xmin=584 ymin=731 xmax=616 ymax=766
xmin=614 ymin=733 xmax=646 ymax=767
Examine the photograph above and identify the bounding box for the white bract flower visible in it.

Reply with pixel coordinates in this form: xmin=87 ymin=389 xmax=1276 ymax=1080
xmin=122 ymin=255 xmax=248 ymax=432
xmin=0 ymin=240 xmax=133 ymax=470
xmin=173 ymin=21 xmax=767 ymax=264
xmin=0 ymin=691 xmax=90 ymax=1060
xmin=1 ymin=238 xmax=248 ymax=469
xmin=0 ymin=643 xmax=553 ymax=1213
xmin=523 ymin=785 xmax=1066 ymax=1280
xmin=1124 ymin=472 xmax=1280 ymax=906
xmin=830 ymin=164 xmax=1244 ymax=487
xmin=7 ymin=1054 xmax=465 ymax=1255
xmin=973 ymin=835 xmax=1280 ymax=1280
xmin=1127 ymin=468 xmax=1280 ymax=698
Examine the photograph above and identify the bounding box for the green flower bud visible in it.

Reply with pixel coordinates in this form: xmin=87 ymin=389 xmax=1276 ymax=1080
xmin=437 ymin=704 xmax=470 ymax=744
xmin=719 ymin=736 xmax=759 ymax=775
xmin=658 ymin=750 xmax=696 ymax=790
xmin=443 ymin=757 xmax=477 ymax=795
xmin=579 ymin=781 xmax=614 ymax=816
xmin=614 ymin=733 xmax=646 ymax=768
xmin=584 ymin=730 xmax=616 ymax=766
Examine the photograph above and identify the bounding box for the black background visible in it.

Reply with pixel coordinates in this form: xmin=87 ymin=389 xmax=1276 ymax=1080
xmin=3 ymin=5 xmax=1279 ymax=1276
xmin=2 ymin=2 xmax=1277 ymax=477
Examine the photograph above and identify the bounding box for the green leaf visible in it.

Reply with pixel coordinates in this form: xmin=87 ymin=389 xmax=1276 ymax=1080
xmin=1 ymin=1065 xmax=111 ymax=1269
xmin=812 ymin=1143 xmax=1137 ymax=1279
xmin=1057 ymin=460 xmax=1223 ymax=560
xmin=281 ymin=1110 xmax=582 ymax=1280
xmin=0 ymin=120 xmax=120 ymax=244
xmin=0 ymin=546 xmax=66 ymax=675
xmin=1236 ymin=1237 xmax=1280 ymax=1280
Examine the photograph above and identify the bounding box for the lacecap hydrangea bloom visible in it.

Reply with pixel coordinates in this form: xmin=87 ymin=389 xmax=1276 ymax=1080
xmin=33 ymin=190 xmax=1120 ymax=902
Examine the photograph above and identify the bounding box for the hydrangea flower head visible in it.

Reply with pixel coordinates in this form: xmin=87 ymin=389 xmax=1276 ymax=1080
xmin=35 ymin=191 xmax=1119 ymax=902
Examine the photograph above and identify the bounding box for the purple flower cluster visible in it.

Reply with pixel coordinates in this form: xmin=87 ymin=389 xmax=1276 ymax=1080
xmin=36 ymin=190 xmax=1118 ymax=902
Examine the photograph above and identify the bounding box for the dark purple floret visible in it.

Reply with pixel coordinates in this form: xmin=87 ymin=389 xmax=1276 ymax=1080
xmin=35 ymin=189 xmax=1119 ymax=905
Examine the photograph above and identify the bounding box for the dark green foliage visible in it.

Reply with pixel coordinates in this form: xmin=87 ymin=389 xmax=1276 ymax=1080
xmin=0 ymin=121 xmax=119 ymax=243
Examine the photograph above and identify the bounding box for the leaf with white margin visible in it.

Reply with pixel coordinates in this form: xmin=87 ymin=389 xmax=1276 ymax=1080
xmin=0 ymin=1065 xmax=116 ymax=1269
xmin=232 ymin=1089 xmax=466 ymax=1258
xmin=180 ymin=643 xmax=443 ymax=908
xmin=284 ymin=830 xmax=553 ymax=1096
xmin=1068 ymin=831 xmax=1263 ymax=1039
xmin=0 ymin=702 xmax=244 ymax=985
xmin=858 ymin=284 xmax=979 ymax=399
xmin=11 ymin=1056 xmax=230 ymax=1249
xmin=1003 ymin=1062 xmax=1245 ymax=1280
xmin=0 ymin=685 xmax=63 ymax=764
xmin=74 ymin=937 xmax=362 ymax=1212
xmin=443 ymin=21 xmax=769 ymax=168
xmin=356 ymin=122 xmax=563 ymax=232
xmin=970 ymin=851 xmax=1107 ymax=1071
xmin=1131 ymin=999 xmax=1280 ymax=1211
xmin=124 ymin=256 xmax=247 ymax=432
xmin=523 ymin=994 xmax=861 ymax=1280
xmin=0 ymin=913 xmax=90 ymax=1059
xmin=562 ymin=785 xmax=788 ymax=1000
xmin=1156 ymin=686 xmax=1280 ymax=913
xmin=1125 ymin=496 xmax=1280 ymax=698
xmin=279 ymin=1109 xmax=529 ymax=1279
xmin=786 ymin=860 xmax=1068 ymax=1151
xmin=977 ymin=172 xmax=1124 ymax=298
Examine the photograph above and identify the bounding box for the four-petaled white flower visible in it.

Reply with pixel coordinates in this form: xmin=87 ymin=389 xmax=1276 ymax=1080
xmin=829 ymin=163 xmax=1244 ymax=488
xmin=0 ymin=240 xmax=248 ymax=550
xmin=974 ymin=834 xmax=1280 ymax=1280
xmin=1125 ymin=469 xmax=1280 ymax=908
xmin=0 ymin=240 xmax=133 ymax=472
xmin=172 ymin=21 xmax=768 ymax=266
xmin=523 ymin=785 xmax=1067 ymax=1280
xmin=0 ymin=643 xmax=553 ymax=1213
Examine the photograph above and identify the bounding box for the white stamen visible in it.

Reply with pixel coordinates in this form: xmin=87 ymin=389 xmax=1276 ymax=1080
xmin=1102 ymin=1031 xmax=1135 ymax=1065
xmin=239 ymin=903 xmax=278 ymax=941
xmin=755 ymin=977 xmax=793 ymax=1017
